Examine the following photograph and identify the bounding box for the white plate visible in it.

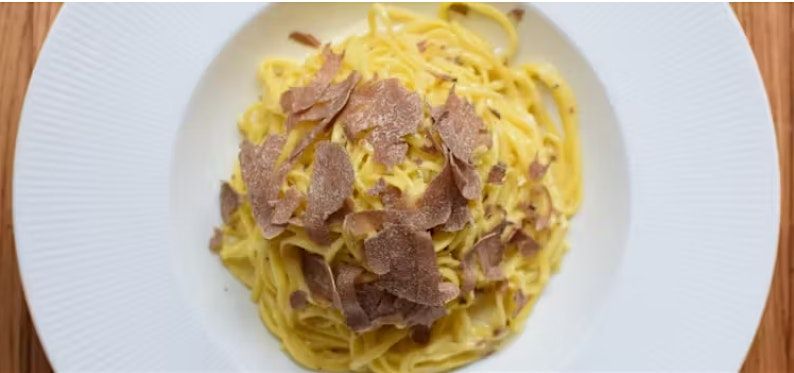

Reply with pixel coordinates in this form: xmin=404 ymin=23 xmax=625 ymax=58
xmin=14 ymin=3 xmax=778 ymax=371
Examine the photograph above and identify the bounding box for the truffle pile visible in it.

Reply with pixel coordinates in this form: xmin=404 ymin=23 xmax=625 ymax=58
xmin=210 ymin=46 xmax=551 ymax=341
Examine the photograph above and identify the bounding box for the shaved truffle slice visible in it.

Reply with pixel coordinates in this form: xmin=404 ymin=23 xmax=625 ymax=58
xmin=414 ymin=160 xmax=454 ymax=230
xmin=288 ymin=31 xmax=321 ymax=48
xmin=290 ymin=290 xmax=308 ymax=310
xmin=380 ymin=187 xmax=404 ymax=209
xmin=209 ymin=228 xmax=223 ymax=252
xmin=305 ymin=142 xmax=355 ymax=244
xmin=367 ymin=179 xmax=405 ymax=209
xmin=363 ymin=225 xmax=444 ymax=306
xmin=529 ymin=156 xmax=550 ymax=180
xmin=354 ymin=280 xmax=449 ymax=332
xmin=271 ymin=187 xmax=303 ymax=225
xmin=336 ymin=264 xmax=371 ymax=331
xmin=460 ymin=251 xmax=477 ymax=293
xmin=355 ymin=281 xmax=387 ymax=316
xmin=449 ymin=2 xmax=469 ymax=15
xmin=220 ymin=182 xmax=240 ymax=223
xmin=280 ymin=46 xmax=342 ymax=116
xmin=443 ymin=185 xmax=471 ymax=232
xmin=487 ymin=162 xmax=506 ymax=184
xmin=287 ymin=72 xmax=361 ymax=161
xmin=383 ymin=248 xmax=445 ymax=308
xmin=395 ymin=297 xmax=446 ymax=327
xmin=326 ymin=198 xmax=355 ymax=226
xmin=278 ymin=46 xmax=360 ymax=163
xmin=433 ymin=88 xmax=489 ymax=203
xmin=512 ymin=290 xmax=528 ymax=317
xmin=434 ymin=87 xmax=490 ymax=163
xmin=301 ymin=251 xmax=339 ymax=307
xmin=525 ymin=185 xmax=554 ymax=230
xmin=413 ymin=157 xmax=471 ymax=232
xmin=508 ymin=8 xmax=525 ymax=22
xmin=338 ymin=78 xmax=422 ymax=167
xmin=356 ymin=283 xmax=402 ymax=327
xmin=438 ymin=282 xmax=460 ymax=303
xmin=411 ymin=325 xmax=431 ymax=345
xmin=473 ymin=232 xmax=504 ymax=280
xmin=239 ymin=135 xmax=288 ymax=238
xmin=362 ymin=224 xmax=404 ymax=275
xmin=239 ymin=136 xmax=285 ymax=199
xmin=511 ymin=229 xmax=540 ymax=258
xmin=286 ymin=71 xmax=360 ymax=130
xmin=450 ymin=155 xmax=481 ymax=200
xmin=423 ymin=123 xmax=446 ymax=155
xmin=344 ymin=210 xmax=388 ymax=238
xmin=355 ymin=282 xmax=403 ymax=328
xmin=417 ymin=40 xmax=429 ymax=53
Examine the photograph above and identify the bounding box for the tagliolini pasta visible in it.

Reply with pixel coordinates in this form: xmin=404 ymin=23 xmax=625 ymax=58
xmin=209 ymin=3 xmax=581 ymax=372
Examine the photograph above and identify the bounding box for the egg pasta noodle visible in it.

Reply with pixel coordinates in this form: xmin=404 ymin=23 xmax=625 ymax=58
xmin=214 ymin=3 xmax=581 ymax=372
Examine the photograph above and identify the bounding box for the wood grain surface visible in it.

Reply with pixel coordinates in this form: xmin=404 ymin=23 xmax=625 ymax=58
xmin=1 ymin=4 xmax=60 ymax=373
xmin=0 ymin=3 xmax=789 ymax=372
xmin=734 ymin=3 xmax=792 ymax=372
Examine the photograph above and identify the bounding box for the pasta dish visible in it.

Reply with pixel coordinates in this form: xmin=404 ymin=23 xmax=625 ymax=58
xmin=208 ymin=3 xmax=582 ymax=371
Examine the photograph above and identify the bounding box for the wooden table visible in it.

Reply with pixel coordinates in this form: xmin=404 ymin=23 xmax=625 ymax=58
xmin=0 ymin=3 xmax=790 ymax=372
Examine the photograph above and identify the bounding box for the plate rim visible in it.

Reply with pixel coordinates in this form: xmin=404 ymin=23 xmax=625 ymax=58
xmin=13 ymin=3 xmax=780 ymax=371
